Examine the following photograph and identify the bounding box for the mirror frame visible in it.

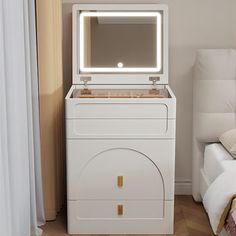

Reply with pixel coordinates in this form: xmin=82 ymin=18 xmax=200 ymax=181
xmin=72 ymin=4 xmax=169 ymax=85
xmin=79 ymin=12 xmax=162 ymax=73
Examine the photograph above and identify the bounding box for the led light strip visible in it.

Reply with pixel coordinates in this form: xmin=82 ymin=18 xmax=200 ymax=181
xmin=79 ymin=11 xmax=162 ymax=73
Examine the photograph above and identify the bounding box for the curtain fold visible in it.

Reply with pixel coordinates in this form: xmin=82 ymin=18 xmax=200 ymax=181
xmin=0 ymin=0 xmax=45 ymax=235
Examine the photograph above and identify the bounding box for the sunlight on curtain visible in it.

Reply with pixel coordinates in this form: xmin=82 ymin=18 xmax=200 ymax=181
xmin=0 ymin=0 xmax=45 ymax=235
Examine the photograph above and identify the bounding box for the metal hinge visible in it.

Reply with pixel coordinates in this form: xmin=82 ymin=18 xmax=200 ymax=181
xmin=80 ymin=76 xmax=92 ymax=95
xmin=149 ymin=76 xmax=160 ymax=90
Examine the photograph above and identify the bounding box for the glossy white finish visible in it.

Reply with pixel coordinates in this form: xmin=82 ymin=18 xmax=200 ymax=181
xmin=66 ymin=95 xmax=176 ymax=233
xmin=68 ymin=200 xmax=174 ymax=234
xmin=66 ymin=102 xmax=173 ymax=119
xmin=70 ymin=200 xmax=164 ymax=218
xmin=66 ymin=89 xmax=176 ymax=234
xmin=72 ymin=4 xmax=169 ymax=85
xmin=67 ymin=139 xmax=175 ymax=201
xmin=66 ymin=119 xmax=175 ymax=139
xmin=66 ymin=3 xmax=175 ymax=234
xmin=79 ymin=11 xmax=162 ymax=73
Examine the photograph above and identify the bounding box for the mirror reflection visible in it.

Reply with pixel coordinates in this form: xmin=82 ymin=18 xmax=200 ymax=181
xmin=80 ymin=12 xmax=162 ymax=72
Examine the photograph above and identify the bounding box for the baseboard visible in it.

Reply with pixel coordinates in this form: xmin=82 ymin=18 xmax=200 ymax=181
xmin=175 ymin=179 xmax=192 ymax=195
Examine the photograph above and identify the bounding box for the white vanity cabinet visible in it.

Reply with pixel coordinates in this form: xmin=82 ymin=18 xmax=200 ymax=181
xmin=66 ymin=4 xmax=176 ymax=234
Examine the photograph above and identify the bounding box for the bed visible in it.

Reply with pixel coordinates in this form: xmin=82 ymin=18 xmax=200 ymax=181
xmin=201 ymin=143 xmax=235 ymax=196
xmin=192 ymin=49 xmax=236 ymax=235
xmin=201 ymin=143 xmax=236 ymax=236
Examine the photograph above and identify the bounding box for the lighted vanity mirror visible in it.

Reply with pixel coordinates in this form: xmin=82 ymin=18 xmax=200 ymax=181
xmin=79 ymin=12 xmax=162 ymax=73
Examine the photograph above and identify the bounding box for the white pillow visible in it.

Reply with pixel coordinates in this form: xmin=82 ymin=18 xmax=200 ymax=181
xmin=219 ymin=129 xmax=236 ymax=159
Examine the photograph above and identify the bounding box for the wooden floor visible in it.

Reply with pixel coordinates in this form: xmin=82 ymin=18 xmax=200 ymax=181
xmin=41 ymin=196 xmax=214 ymax=236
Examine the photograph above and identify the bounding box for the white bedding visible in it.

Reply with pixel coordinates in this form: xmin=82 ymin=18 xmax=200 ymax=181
xmin=203 ymin=170 xmax=236 ymax=235
xmin=203 ymin=143 xmax=234 ymax=183
xmin=203 ymin=143 xmax=236 ymax=235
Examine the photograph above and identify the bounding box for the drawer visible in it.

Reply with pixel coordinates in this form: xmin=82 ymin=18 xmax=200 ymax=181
xmin=67 ymin=200 xmax=174 ymax=234
xmin=66 ymin=118 xmax=175 ymax=138
xmin=69 ymin=148 xmax=164 ymax=200
xmin=67 ymin=139 xmax=175 ymax=201
xmin=66 ymin=102 xmax=173 ymax=119
xmin=68 ymin=199 xmax=164 ymax=219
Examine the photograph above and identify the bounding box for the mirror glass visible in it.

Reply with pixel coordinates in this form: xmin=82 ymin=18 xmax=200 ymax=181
xmin=79 ymin=12 xmax=162 ymax=73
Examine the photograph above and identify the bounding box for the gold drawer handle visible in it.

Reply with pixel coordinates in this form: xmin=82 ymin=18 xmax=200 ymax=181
xmin=117 ymin=176 xmax=123 ymax=187
xmin=117 ymin=204 xmax=123 ymax=216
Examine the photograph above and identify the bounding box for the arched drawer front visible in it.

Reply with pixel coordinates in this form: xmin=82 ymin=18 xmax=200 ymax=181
xmin=77 ymin=148 xmax=164 ymax=200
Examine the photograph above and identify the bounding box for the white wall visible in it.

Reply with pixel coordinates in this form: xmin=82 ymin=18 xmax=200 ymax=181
xmin=62 ymin=0 xmax=236 ymax=194
xmin=232 ymin=1 xmax=236 ymax=42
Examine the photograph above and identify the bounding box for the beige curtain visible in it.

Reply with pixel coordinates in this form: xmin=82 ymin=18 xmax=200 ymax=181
xmin=36 ymin=0 xmax=65 ymax=220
